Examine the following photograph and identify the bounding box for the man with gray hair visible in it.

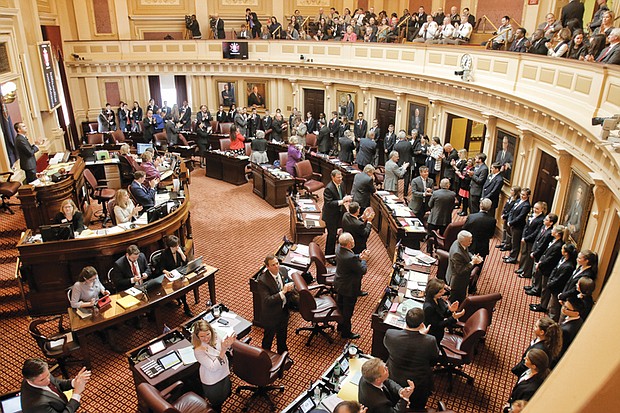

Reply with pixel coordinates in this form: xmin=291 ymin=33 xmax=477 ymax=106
xmin=384 ymin=151 xmax=409 ymax=193
xmin=351 ymin=164 xmax=376 ymax=212
xmin=447 ymin=230 xmax=483 ymax=304
xmin=358 ymin=357 xmax=415 ymax=412
xmin=427 ymin=178 xmax=456 ymax=251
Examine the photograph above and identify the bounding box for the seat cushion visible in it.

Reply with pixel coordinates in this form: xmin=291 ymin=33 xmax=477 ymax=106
xmin=304 ymin=180 xmax=325 ymax=193
xmin=441 ymin=334 xmax=464 ymax=362
xmin=174 ymin=392 xmax=210 ymax=413
xmin=100 ymin=188 xmax=116 ymax=199
xmin=0 ymin=181 xmax=21 ymax=197
xmin=313 ymin=296 xmax=342 ymax=322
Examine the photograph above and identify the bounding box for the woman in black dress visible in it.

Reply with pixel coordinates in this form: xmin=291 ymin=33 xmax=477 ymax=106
xmin=53 ymin=199 xmax=85 ymax=234
xmin=158 ymin=235 xmax=193 ymax=317
xmin=423 ymin=278 xmax=464 ymax=344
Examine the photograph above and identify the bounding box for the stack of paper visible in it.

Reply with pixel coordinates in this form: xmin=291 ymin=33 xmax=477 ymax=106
xmin=177 ymin=346 xmax=198 ymax=365
xmin=117 ymin=295 xmax=141 ymax=309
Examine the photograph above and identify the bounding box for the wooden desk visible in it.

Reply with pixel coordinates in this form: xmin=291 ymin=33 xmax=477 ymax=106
xmin=69 ymin=266 xmax=218 ymax=364
xmin=266 ymin=141 xmax=288 ymax=163
xmin=17 ymin=188 xmax=194 ymax=315
xmin=204 ymin=150 xmax=249 ymax=185
xmin=307 ymin=153 xmax=359 ymax=193
xmin=288 ymin=196 xmax=326 ymax=244
xmin=251 ymin=163 xmax=295 ymax=208
xmin=17 ymin=157 xmax=87 ymax=231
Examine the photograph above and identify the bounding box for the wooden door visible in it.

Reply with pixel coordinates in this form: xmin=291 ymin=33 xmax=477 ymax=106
xmin=375 ymin=98 xmax=396 ymax=165
xmin=532 ymin=151 xmax=559 ymax=211
xmin=444 ymin=113 xmax=486 ymax=157
xmin=303 ymin=89 xmax=324 ymax=122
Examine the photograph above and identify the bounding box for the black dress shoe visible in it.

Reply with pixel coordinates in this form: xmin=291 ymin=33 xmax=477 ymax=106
xmin=504 ymin=258 xmax=518 ymax=264
xmin=524 ymin=285 xmax=533 ymax=291
xmin=359 ymin=291 xmax=369 ymax=297
xmin=499 ymin=247 xmax=511 ymax=252
xmin=342 ymin=333 xmax=361 ymax=339
xmin=529 ymin=304 xmax=547 ymax=312
xmin=515 ymin=269 xmax=524 ymax=274
xmin=518 ymin=273 xmax=532 ymax=279
xmin=525 ymin=289 xmax=540 ymax=297
xmin=495 ymin=244 xmax=505 ymax=249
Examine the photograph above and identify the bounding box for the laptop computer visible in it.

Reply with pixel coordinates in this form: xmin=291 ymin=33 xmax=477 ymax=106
xmin=0 ymin=390 xmax=21 ymax=413
xmin=176 ymin=256 xmax=203 ymax=275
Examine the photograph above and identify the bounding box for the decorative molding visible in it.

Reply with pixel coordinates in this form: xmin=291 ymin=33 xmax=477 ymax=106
xmin=140 ymin=0 xmax=180 ymax=4
xmin=221 ymin=0 xmax=258 ymax=5
xmin=296 ymin=0 xmax=330 ymax=6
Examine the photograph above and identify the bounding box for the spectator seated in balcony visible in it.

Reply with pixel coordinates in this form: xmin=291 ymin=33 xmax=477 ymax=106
xmin=442 ymin=14 xmax=471 ymax=45
xmin=546 ymin=28 xmax=572 ymax=58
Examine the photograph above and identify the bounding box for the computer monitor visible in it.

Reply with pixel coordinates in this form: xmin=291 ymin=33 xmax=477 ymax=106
xmin=79 ymin=145 xmax=96 ymax=161
xmin=0 ymin=390 xmax=22 ymax=413
xmin=40 ymin=223 xmax=75 ymax=242
xmin=137 ymin=143 xmax=153 ymax=155
xmin=146 ymin=203 xmax=168 ymax=223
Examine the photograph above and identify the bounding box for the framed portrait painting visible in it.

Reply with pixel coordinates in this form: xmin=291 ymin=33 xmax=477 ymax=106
xmin=561 ymin=171 xmax=594 ymax=248
xmin=218 ymin=81 xmax=236 ymax=107
xmin=493 ymin=129 xmax=518 ymax=183
xmin=246 ymin=81 xmax=266 ymax=108
xmin=407 ymin=103 xmax=427 ymax=136
xmin=337 ymin=91 xmax=356 ymax=121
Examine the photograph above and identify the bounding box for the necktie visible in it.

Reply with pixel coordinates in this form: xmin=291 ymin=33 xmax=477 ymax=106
xmin=48 ymin=382 xmax=68 ymax=402
xmin=337 ymin=185 xmax=343 ymax=199
xmin=597 ymin=46 xmax=612 ymax=62
xmin=131 ymin=261 xmax=140 ymax=277
xmin=540 ymin=226 xmax=546 ymax=236
xmin=276 ymin=274 xmax=283 ymax=291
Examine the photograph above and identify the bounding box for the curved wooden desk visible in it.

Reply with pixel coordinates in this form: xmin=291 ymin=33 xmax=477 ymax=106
xmin=17 ymin=188 xmax=195 ymax=315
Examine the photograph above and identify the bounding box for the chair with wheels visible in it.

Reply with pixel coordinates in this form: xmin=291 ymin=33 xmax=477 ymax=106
xmin=308 ymin=241 xmax=336 ymax=294
xmin=294 ymin=160 xmax=324 ymax=199
xmin=456 ymin=292 xmax=502 ymax=329
xmin=305 ymin=133 xmax=318 ymax=152
xmin=278 ymin=152 xmax=288 ymax=169
xmin=86 ymin=133 xmax=105 ymax=145
xmin=291 ymin=272 xmax=342 ymax=345
xmin=434 ymin=308 xmax=491 ymax=391
xmin=28 ymin=315 xmax=86 ymax=378
xmin=427 ymin=221 xmax=465 ymax=253
xmin=218 ymin=123 xmax=233 ymax=136
xmin=137 ymin=381 xmax=215 ymax=413
xmin=83 ymin=169 xmax=116 ymax=225
xmin=219 ymin=138 xmax=231 ymax=152
xmin=231 ymin=340 xmax=288 ymax=412
xmin=0 ymin=171 xmax=21 ymax=214
xmin=436 ymin=249 xmax=450 ymax=281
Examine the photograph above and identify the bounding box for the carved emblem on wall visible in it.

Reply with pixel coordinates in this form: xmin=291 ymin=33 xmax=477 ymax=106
xmin=220 ymin=0 xmax=258 ymax=6
xmin=296 ymin=0 xmax=330 ymax=5
xmin=140 ymin=0 xmax=181 ymax=5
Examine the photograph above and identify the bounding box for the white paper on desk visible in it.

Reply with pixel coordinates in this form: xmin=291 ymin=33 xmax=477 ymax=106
xmin=292 ymin=256 xmax=310 ymax=265
xmin=106 ymin=226 xmax=124 ymax=235
xmin=294 ymin=244 xmax=310 ymax=256
xmin=297 ymin=199 xmax=314 ymax=205
xmin=220 ymin=311 xmax=237 ymax=320
xmin=135 ymin=213 xmax=148 ymax=225
xmin=407 ymin=280 xmax=419 ymax=290
xmin=214 ymin=325 xmax=235 ymax=338
xmin=50 ymin=332 xmax=74 ymax=349
xmin=118 ymin=222 xmax=133 ymax=230
xmin=407 ymin=271 xmax=429 ymax=284
xmin=125 ymin=287 xmax=142 ymax=296
xmin=383 ymin=313 xmax=405 ymax=329
xmin=155 ymin=193 xmax=170 ymax=205
xmin=177 ymin=346 xmax=198 ymax=365
xmin=321 ymin=394 xmax=344 ymax=412
xmin=305 ymin=214 xmax=321 ymax=220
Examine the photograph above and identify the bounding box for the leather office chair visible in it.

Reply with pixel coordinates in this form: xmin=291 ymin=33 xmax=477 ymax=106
xmin=294 ymin=160 xmax=324 ymax=199
xmin=231 ymin=340 xmax=288 ymax=412
xmin=291 ymin=272 xmax=342 ymax=345
xmin=219 ymin=122 xmax=232 ymax=136
xmin=88 ymin=122 xmax=98 ymax=133
xmin=308 ymin=241 xmax=336 ymax=293
xmin=427 ymin=221 xmax=465 ymax=253
xmin=210 ymin=120 xmax=218 ymax=133
xmin=137 ymin=381 xmax=215 ymax=413
xmin=436 ymin=249 xmax=450 ymax=281
xmin=118 ymin=155 xmax=136 ymax=187
xmin=435 ymin=308 xmax=491 ymax=391
xmin=110 ymin=128 xmax=128 ymax=144
xmin=373 ymin=166 xmax=385 ymax=189
xmin=219 ymin=138 xmax=231 ymax=151
xmin=28 ymin=315 xmax=84 ymax=378
xmin=149 ymin=249 xmax=164 ymax=274
xmin=278 ymin=152 xmax=288 ymax=169
xmin=83 ymin=168 xmax=116 ymax=224
xmin=0 ymin=171 xmax=21 ymax=214
xmin=87 ymin=133 xmax=105 ymax=145
xmin=468 ymin=265 xmax=481 ymax=294
xmin=107 ymin=198 xmax=117 ymax=226
xmin=305 ymin=133 xmax=317 ymax=152
xmin=154 ymin=132 xmax=168 ymax=148
xmin=456 ymin=292 xmax=502 ymax=329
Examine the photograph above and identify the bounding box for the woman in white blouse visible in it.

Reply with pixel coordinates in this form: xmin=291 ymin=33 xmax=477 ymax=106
xmin=113 ymin=189 xmax=142 ymax=224
xmin=192 ymin=320 xmax=236 ymax=412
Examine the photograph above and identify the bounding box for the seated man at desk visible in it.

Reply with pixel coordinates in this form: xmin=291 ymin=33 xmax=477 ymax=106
xmin=358 ymin=357 xmax=415 ymax=413
xmin=111 ymin=244 xmax=164 ymax=292
xmin=53 ymin=199 xmax=86 ymax=234
xmin=129 ymin=171 xmax=158 ymax=209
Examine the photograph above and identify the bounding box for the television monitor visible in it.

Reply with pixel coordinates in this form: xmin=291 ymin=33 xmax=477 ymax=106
xmin=222 ymin=41 xmax=248 ymax=60
xmin=95 ymin=150 xmax=110 ymax=161
xmin=80 ymin=146 xmax=96 ymax=162
xmin=147 ymin=203 xmax=168 ymax=223
xmin=0 ymin=390 xmax=21 ymax=413
xmin=40 ymin=223 xmax=75 ymax=242
xmin=137 ymin=143 xmax=153 ymax=155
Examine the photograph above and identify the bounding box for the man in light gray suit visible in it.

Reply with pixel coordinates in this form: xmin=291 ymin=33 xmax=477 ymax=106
xmin=427 ymin=178 xmax=456 ymax=236
xmin=409 ymin=166 xmax=434 ymax=221
xmin=446 ymin=230 xmax=483 ymax=305
xmin=351 ymin=164 xmax=376 ymax=212
xmin=384 ymin=151 xmax=409 ymax=193
xmin=234 ymin=106 xmax=248 ymax=137
xmin=468 ymin=153 xmax=488 ymax=214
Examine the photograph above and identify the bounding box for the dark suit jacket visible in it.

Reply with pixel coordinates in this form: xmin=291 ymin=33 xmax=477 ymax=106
xmin=524 ymin=215 xmax=546 ymax=245
xmin=338 ymin=137 xmax=355 ymax=163
xmin=559 ymin=267 xmax=596 ymax=300
xmin=256 ymin=267 xmax=290 ymax=329
xmin=215 ymin=18 xmax=225 ymax=39
xmin=342 ymin=212 xmax=371 ymax=254
xmin=441 ymin=149 xmax=459 ymax=180
xmin=394 ymin=139 xmax=413 ymax=166
xmin=409 ymin=176 xmax=434 ymax=214
xmin=511 ymin=340 xmax=547 ymax=378
xmin=463 ymin=211 xmax=497 ymax=257
xmin=547 ymin=259 xmax=576 ymax=296
xmin=560 ymin=317 xmax=583 ymax=355
xmin=427 ymin=188 xmax=455 ymax=226
xmin=469 ymin=163 xmax=488 ymax=197
xmin=537 ymin=239 xmax=563 ymax=276
xmin=423 ymin=298 xmax=457 ymax=346
xmin=21 ymin=376 xmax=79 ymax=413
xmin=158 ymin=248 xmax=187 ymax=273
xmin=507 ymin=200 xmax=531 ymax=228
xmin=329 ymin=118 xmax=340 ymax=137
xmin=248 ymin=93 xmax=264 ymax=107
xmin=164 ymin=120 xmax=180 ymax=145
xmin=384 ymin=132 xmax=397 ymax=154
xmin=482 ymin=174 xmax=504 ymax=208
xmin=111 ymin=253 xmax=153 ymax=291
xmin=358 ymin=377 xmax=407 ymax=413
xmin=334 ymin=246 xmax=367 ymax=297
xmin=15 ymin=134 xmax=38 ymax=171
xmin=447 ymin=240 xmax=473 ymax=304
xmin=509 ymin=373 xmax=546 ymax=403
xmin=351 ymin=172 xmax=376 ymax=209
xmin=53 ymin=212 xmax=85 ymax=234
xmin=509 ymin=37 xmax=528 ymax=52
xmin=384 ymin=329 xmax=439 ymax=389
xmin=597 ymin=44 xmax=620 ymax=65
xmin=353 ymin=119 xmax=368 ymax=140
xmin=216 ymin=111 xmax=227 ymax=122
xmin=321 ymin=181 xmax=345 ymax=227
xmin=531 ymin=225 xmax=553 ymax=260
xmin=180 ymin=106 xmax=192 ymax=130
xmin=528 ymin=37 xmax=549 ymax=55
xmin=561 ymin=0 xmax=584 ymax=28
xmin=317 ymin=125 xmax=331 ymax=153
xmin=356 ymin=138 xmax=377 ymax=167
xmin=130 ymin=180 xmax=156 ymax=209
xmin=305 ymin=118 xmax=316 ymax=133
xmin=271 ymin=118 xmax=284 ymax=141
xmin=261 ymin=115 xmax=273 ymax=131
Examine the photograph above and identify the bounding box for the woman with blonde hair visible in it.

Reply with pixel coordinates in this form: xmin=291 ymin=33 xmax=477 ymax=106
xmin=114 ymin=189 xmax=142 ymax=224
xmin=192 ymin=320 xmax=235 ymax=412
xmin=53 ymin=199 xmax=85 ymax=233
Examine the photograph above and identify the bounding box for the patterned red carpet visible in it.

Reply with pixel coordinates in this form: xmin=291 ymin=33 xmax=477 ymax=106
xmin=0 ymin=170 xmax=546 ymax=412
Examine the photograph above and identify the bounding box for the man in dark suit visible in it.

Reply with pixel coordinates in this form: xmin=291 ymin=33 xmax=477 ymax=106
xmin=409 ymin=166 xmax=434 ymax=221
xmin=383 ymin=124 xmax=397 ymax=157
xmin=503 ymin=188 xmax=532 ymax=264
xmin=394 ymin=131 xmax=414 ymax=199
xmin=305 ymin=111 xmax=316 ymax=134
xmin=215 ymin=105 xmax=227 ymax=122
xmin=20 ymin=358 xmax=91 ymax=413
xmin=383 ymin=308 xmax=439 ymax=410
xmin=164 ymin=118 xmax=181 ymax=146
xmin=509 ymin=28 xmax=528 ymax=52
xmin=179 ymin=101 xmax=192 ymax=130
xmin=212 ymin=14 xmax=226 ymax=39
xmin=317 ymin=119 xmax=331 ymax=154
xmin=247 ymin=107 xmax=261 ymax=138
xmin=111 ymin=244 xmax=163 ymax=292
xmin=463 ymin=198 xmax=497 ymax=277
xmin=468 ymin=153 xmax=489 ymax=214
xmin=351 ymin=165 xmax=376 ymax=212
xmin=358 ymin=357 xmax=415 ymax=413
xmin=245 ymin=8 xmax=261 ymax=38
xmin=353 ymin=112 xmax=368 ymax=147
xmin=338 ymin=131 xmax=355 ymax=163
xmin=247 ymin=86 xmax=264 ymax=107
xmin=559 ymin=295 xmax=584 ymax=358
xmin=482 ymin=163 xmax=504 ymax=216
xmin=322 ymin=170 xmax=352 ymax=255
xmin=129 ymin=171 xmax=158 ymax=209
xmin=440 ymin=143 xmax=459 ymax=189
xmin=447 ymin=230 xmax=483 ymax=304
xmin=595 ymin=28 xmax=620 ymax=65
xmin=14 ymin=122 xmax=42 ymax=184
xmin=356 ymin=133 xmax=377 ymax=168
xmin=334 ymin=232 xmax=368 ymax=339
xmin=261 ymin=109 xmax=273 ymax=132
xmin=427 ymin=178 xmax=456 ymax=236
xmin=561 ymin=0 xmax=584 ymax=30
xmin=526 ymin=225 xmax=565 ymax=306
xmin=368 ymin=118 xmax=381 ymax=162
xmin=342 ymin=202 xmax=373 ymax=254
xmin=256 ymin=255 xmax=294 ymax=354
xmin=517 ymin=206 xmax=552 ymax=278
xmin=527 ymin=29 xmax=549 ymax=55
xmin=328 ymin=111 xmax=341 ymax=153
